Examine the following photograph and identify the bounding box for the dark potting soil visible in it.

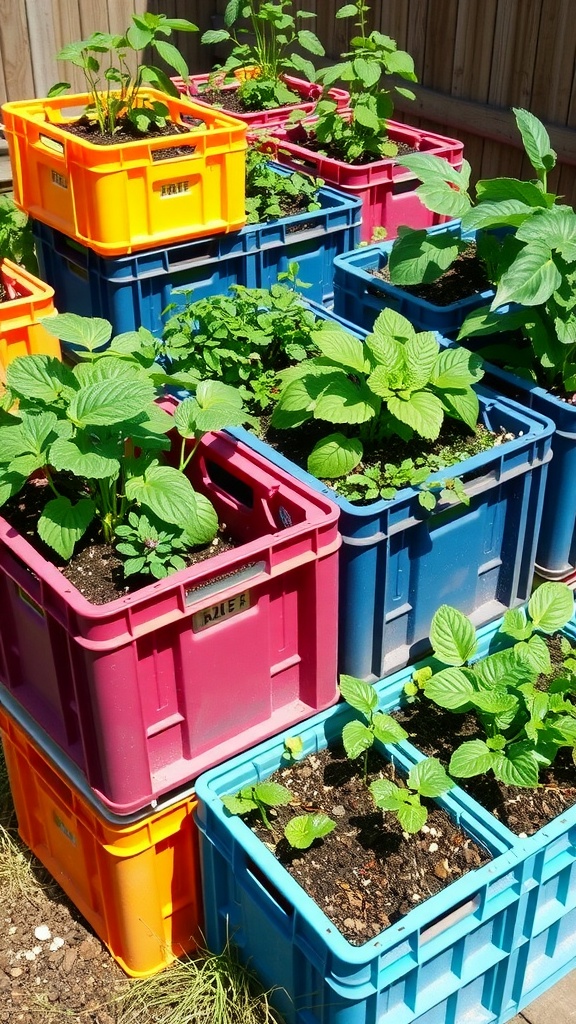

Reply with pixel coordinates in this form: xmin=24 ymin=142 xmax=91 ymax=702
xmin=59 ymin=116 xmax=202 ymax=160
xmin=1 ymin=474 xmax=237 ymax=606
xmin=196 ymin=86 xmax=300 ymax=115
xmin=250 ymin=745 xmax=490 ymax=945
xmin=372 ymin=243 xmax=493 ymax=306
xmin=281 ymin=125 xmax=416 ymax=165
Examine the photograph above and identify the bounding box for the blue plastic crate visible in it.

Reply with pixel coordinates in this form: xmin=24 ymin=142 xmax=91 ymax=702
xmin=333 ymin=220 xmax=495 ymax=335
xmin=195 ymin=685 xmax=532 ymax=1024
xmin=226 ymin=306 xmax=554 ymax=679
xmin=32 ymin=163 xmax=361 ymax=336
xmin=374 ymin=612 xmax=576 ymax=1022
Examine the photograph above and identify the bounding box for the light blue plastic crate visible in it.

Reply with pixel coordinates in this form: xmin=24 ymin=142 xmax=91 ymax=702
xmin=32 ymin=162 xmax=361 ymax=337
xmin=332 ymin=220 xmax=495 ymax=335
xmin=226 ymin=305 xmax=555 ymax=679
xmin=195 ymin=684 xmax=533 ymax=1024
xmin=375 ymin=613 xmax=576 ymax=1022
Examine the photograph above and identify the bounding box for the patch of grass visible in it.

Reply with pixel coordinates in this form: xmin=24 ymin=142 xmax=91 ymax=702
xmin=0 ymin=748 xmax=57 ymax=902
xmin=117 ymin=941 xmax=283 ymax=1024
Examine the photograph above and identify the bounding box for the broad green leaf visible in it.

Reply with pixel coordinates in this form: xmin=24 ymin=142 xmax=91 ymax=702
xmin=174 ymin=381 xmax=248 ymax=435
xmin=352 ymin=57 xmax=381 ymax=89
xmin=415 ymin=181 xmax=471 ymax=219
xmin=501 ymin=606 xmax=529 ymax=639
xmin=182 ymin=492 xmax=219 ymax=546
xmin=430 ymin=604 xmax=478 ymax=664
xmin=462 ymin=200 xmax=536 ymax=231
xmin=516 ymin=207 xmax=576 ymax=255
xmin=339 ymin=674 xmax=378 ymax=716
xmin=38 ymin=496 xmax=95 ymax=560
xmin=270 ymin=377 xmax=316 ymax=430
xmin=255 ymin=782 xmax=292 ymax=807
xmin=404 ymin=332 xmax=439 ymax=389
xmin=440 ymin=387 xmax=480 ymax=432
xmin=153 ymin=39 xmax=189 ymax=80
xmin=470 ymin=688 xmax=519 ymax=716
xmin=342 ymin=720 xmax=373 ymax=760
xmin=284 ymin=813 xmax=335 ymax=850
xmin=528 ymin=581 xmax=574 ymax=632
xmin=492 ymin=242 xmax=562 ymax=309
xmin=513 ymin=107 xmax=556 ymax=172
xmin=40 ymin=312 xmax=112 ymax=352
xmin=297 ymin=29 xmax=325 ymax=56
xmin=398 ymin=800 xmax=428 ymax=834
xmin=388 ymin=230 xmax=463 ymax=286
xmin=473 ymin=648 xmax=532 ymax=689
xmin=19 ymin=411 xmax=60 ymax=455
xmin=492 ymin=747 xmax=540 ymax=787
xmin=372 ymin=713 xmax=408 ymax=745
xmin=516 ymin=635 xmax=551 ymax=675
xmin=307 ymin=433 xmax=363 ymax=479
xmin=126 ymin=465 xmax=199 ymax=527
xmin=48 ymin=437 xmax=120 ymax=480
xmin=7 ymin=356 xmax=76 ymax=404
xmin=314 ymin=328 xmax=368 ymax=373
xmin=371 ymin=307 xmax=415 ymax=344
xmin=449 ymin=739 xmax=495 ymax=778
xmin=68 ymin=379 xmax=154 ymax=428
xmin=387 ymin=390 xmax=444 ymax=440
xmin=408 ymin=757 xmax=454 ymax=798
xmin=314 ymin=377 xmax=380 ymax=425
xmin=336 ymin=4 xmax=358 ymax=17
xmin=432 ymin=347 xmax=484 ymax=387
xmin=224 ymin=0 xmax=241 ymax=29
xmin=353 ymin=103 xmax=381 ymax=131
xmin=424 ymin=667 xmax=476 ymax=710
xmin=370 ymin=778 xmax=402 ymax=810
xmin=474 ymin=177 xmax=549 ymax=208
xmin=399 ymin=154 xmax=468 ymax=189
xmin=0 ymin=471 xmax=27 ymax=506
xmin=200 ymin=28 xmax=231 ymax=44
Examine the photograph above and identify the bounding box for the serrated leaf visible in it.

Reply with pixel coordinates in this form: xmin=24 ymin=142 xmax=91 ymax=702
xmin=255 ymin=782 xmax=293 ymax=807
xmin=517 ymin=635 xmax=551 ymax=675
xmin=492 ymin=747 xmax=540 ymax=787
xmin=314 ymin=376 xmax=380 ymax=425
xmin=492 ymin=242 xmax=562 ymax=309
xmin=432 ymin=347 xmax=483 ymax=388
xmin=38 ymin=496 xmax=95 ymax=560
xmin=342 ymin=720 xmax=373 ymax=760
xmin=397 ymin=800 xmax=428 ymax=834
xmin=449 ymin=739 xmax=495 ymax=778
xmin=474 ymin=177 xmax=549 ymax=208
xmin=408 ymin=757 xmax=454 ymax=798
xmin=388 ymin=390 xmax=444 ymax=440
xmin=221 ymin=792 xmax=256 ymax=815
xmin=68 ymin=379 xmax=154 ymax=428
xmin=430 ymin=605 xmax=478 ymax=664
xmin=307 ymin=433 xmax=363 ymax=479
xmin=370 ymin=778 xmax=402 ymax=810
xmin=470 ymin=688 xmax=519 ymax=716
xmin=126 ymin=465 xmax=199 ymax=527
xmin=424 ymin=667 xmax=476 ymax=710
xmin=501 ymin=607 xmax=529 ymax=640
xmin=528 ymin=581 xmax=574 ymax=633
xmin=389 ymin=230 xmax=463 ymax=287
xmin=48 ymin=437 xmax=120 ymax=480
xmin=353 ymin=103 xmax=381 ymax=131
xmin=513 ymin=107 xmax=556 ymax=172
xmin=314 ymin=328 xmax=368 ymax=373
xmin=415 ymin=181 xmax=471 ymax=219
xmin=284 ymin=813 xmax=335 ymax=850
xmin=339 ymin=674 xmax=378 ymax=715
xmin=7 ymin=356 xmax=76 ymax=404
xmin=372 ymin=713 xmax=408 ymax=745
xmin=474 ymin=647 xmax=532 ymax=689
xmin=41 ymin=312 xmax=112 ymax=352
xmin=297 ymin=29 xmax=324 ymax=56
xmin=404 ymin=332 xmax=439 ymax=389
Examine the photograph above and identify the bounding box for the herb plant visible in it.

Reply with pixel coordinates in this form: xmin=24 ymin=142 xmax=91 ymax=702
xmin=0 ymin=313 xmax=252 ymax=582
xmin=48 ymin=12 xmax=198 ymax=135
xmin=370 ymin=758 xmax=454 ymax=834
xmin=0 ymin=196 xmax=37 ymax=275
xmin=283 ymin=814 xmax=336 ymax=850
xmin=339 ymin=674 xmax=408 ymax=781
xmin=406 ymin=582 xmax=576 ymax=787
xmin=202 ymin=0 xmax=324 ymax=111
xmin=271 ymin=307 xmax=484 ymax=481
xmin=244 ymin=147 xmax=322 ymax=223
xmin=338 ymin=456 xmax=471 ymax=510
xmin=114 ymin=511 xmax=190 ymax=580
xmin=221 ymin=782 xmax=293 ymax=830
xmin=302 ymin=0 xmax=417 ymax=163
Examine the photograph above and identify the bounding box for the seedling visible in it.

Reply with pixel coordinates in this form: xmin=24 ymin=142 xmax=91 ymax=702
xmin=221 ymin=782 xmax=293 ymax=830
xmin=339 ymin=674 xmax=408 ymax=780
xmin=282 ymin=736 xmax=304 ymax=762
xmin=244 ymin=147 xmax=322 ymax=223
xmin=338 ymin=456 xmax=472 ymax=509
xmin=370 ymin=758 xmax=454 ymax=833
xmin=284 ymin=813 xmax=336 ymax=849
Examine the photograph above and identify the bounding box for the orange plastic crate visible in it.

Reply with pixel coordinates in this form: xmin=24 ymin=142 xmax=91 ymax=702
xmin=0 ymin=697 xmax=203 ymax=977
xmin=2 ymin=88 xmax=247 ymax=255
xmin=0 ymin=258 xmax=59 ymax=370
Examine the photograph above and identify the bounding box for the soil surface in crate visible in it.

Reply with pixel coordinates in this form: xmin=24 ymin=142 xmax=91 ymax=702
xmin=372 ymin=243 xmax=493 ymax=306
xmin=59 ymin=117 xmax=203 ymax=160
xmin=279 ymin=124 xmax=416 ymax=165
xmin=250 ymin=745 xmax=490 ymax=945
xmin=2 ymin=475 xmax=237 ymax=605
xmin=196 ymin=85 xmax=301 ymax=115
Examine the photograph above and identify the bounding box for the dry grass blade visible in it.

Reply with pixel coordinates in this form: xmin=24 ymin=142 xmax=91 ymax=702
xmin=0 ymin=748 xmax=56 ymax=902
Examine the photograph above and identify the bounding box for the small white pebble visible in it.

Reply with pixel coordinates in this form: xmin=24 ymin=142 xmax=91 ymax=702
xmin=8 ymin=926 xmax=16 ymax=935
xmin=411 ymin=893 xmax=420 ymax=902
xmin=32 ymin=946 xmax=42 ymax=955
xmin=428 ymin=842 xmax=439 ymax=853
xmin=428 ymin=828 xmax=438 ymax=837
xmin=518 ymin=832 xmax=528 ymax=839
xmin=49 ymin=937 xmax=64 ymax=952
xmin=34 ymin=925 xmax=51 ymax=942
xmin=24 ymin=950 xmax=37 ymax=961
xmin=421 ymin=824 xmax=430 ymax=833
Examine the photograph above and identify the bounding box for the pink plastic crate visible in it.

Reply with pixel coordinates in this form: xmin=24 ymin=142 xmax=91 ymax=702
xmin=259 ymin=117 xmax=464 ymax=241
xmin=173 ymin=73 xmax=350 ymax=128
xmin=0 ymin=432 xmax=341 ymax=815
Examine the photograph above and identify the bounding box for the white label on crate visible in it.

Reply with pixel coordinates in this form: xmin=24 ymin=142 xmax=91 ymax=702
xmin=50 ymin=169 xmax=68 ymax=189
xmin=161 ymin=180 xmax=190 ymax=197
xmin=53 ymin=813 xmax=77 ymax=845
xmin=192 ymin=590 xmax=251 ymax=632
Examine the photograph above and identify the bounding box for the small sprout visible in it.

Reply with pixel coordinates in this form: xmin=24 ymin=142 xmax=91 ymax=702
xmin=284 ymin=813 xmax=336 ymax=850
xmin=339 ymin=674 xmax=408 ymax=781
xmin=221 ymin=781 xmax=292 ymax=830
xmin=370 ymin=758 xmax=454 ymax=834
xmin=282 ymin=736 xmax=304 ymax=762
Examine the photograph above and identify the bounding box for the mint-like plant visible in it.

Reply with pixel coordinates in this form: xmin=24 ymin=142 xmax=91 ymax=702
xmin=48 ymin=13 xmax=198 ymax=135
xmin=222 ymin=782 xmax=293 ymax=830
xmin=338 ymin=456 xmax=472 ymax=510
xmin=370 ymin=758 xmax=454 ymax=834
xmin=271 ymin=307 xmax=484 ymax=481
xmin=302 ymin=0 xmax=417 ymax=163
xmin=408 ymin=582 xmax=576 ymax=787
xmin=202 ymin=0 xmax=324 ymax=111
xmin=244 ymin=148 xmax=322 ymax=223
xmin=339 ymin=674 xmax=408 ymax=780
xmin=114 ymin=511 xmax=190 ymax=580
xmin=0 ymin=313 xmax=253 ymax=581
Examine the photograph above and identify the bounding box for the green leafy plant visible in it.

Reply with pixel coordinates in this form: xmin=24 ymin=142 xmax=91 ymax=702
xmin=202 ymin=0 xmax=324 ymax=111
xmin=339 ymin=674 xmax=408 ymax=780
xmin=338 ymin=455 xmax=471 ymax=510
xmin=282 ymin=736 xmax=304 ymax=762
xmin=221 ymin=781 xmax=293 ymax=830
xmin=0 ymin=313 xmax=253 ymax=582
xmin=406 ymin=582 xmax=576 ymax=787
xmin=160 ymin=276 xmax=323 ymax=412
xmin=283 ymin=813 xmax=336 ymax=849
xmin=48 ymin=12 xmax=198 ymax=135
xmin=370 ymin=758 xmax=454 ymax=834
xmin=114 ymin=511 xmax=190 ymax=580
xmin=300 ymin=0 xmax=416 ymax=163
xmin=0 ymin=196 xmax=37 ymax=276
xmin=244 ymin=147 xmax=322 ymax=223
xmin=271 ymin=306 xmax=484 ymax=481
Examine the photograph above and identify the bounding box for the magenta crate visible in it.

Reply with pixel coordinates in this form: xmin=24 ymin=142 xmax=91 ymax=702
xmin=172 ymin=73 xmax=350 ymax=129
xmin=259 ymin=117 xmax=464 ymax=242
xmin=0 ymin=431 xmax=341 ymax=815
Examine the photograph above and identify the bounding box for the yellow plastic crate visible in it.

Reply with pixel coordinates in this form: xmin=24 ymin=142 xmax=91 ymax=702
xmin=0 ymin=258 xmax=59 ymax=371
xmin=2 ymin=88 xmax=247 ymax=255
xmin=0 ymin=699 xmax=203 ymax=977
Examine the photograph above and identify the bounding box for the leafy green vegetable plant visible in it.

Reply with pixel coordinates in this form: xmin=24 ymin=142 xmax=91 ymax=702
xmin=339 ymin=674 xmax=408 ymax=780
xmin=370 ymin=758 xmax=454 ymax=834
xmin=0 ymin=313 xmax=252 ymax=582
xmin=283 ymin=813 xmax=336 ymax=850
xmin=114 ymin=511 xmax=190 ymax=580
xmin=388 ymin=108 xmax=576 ymax=395
xmin=271 ymin=307 xmax=484 ymax=481
xmin=221 ymin=782 xmax=293 ymax=830
xmin=48 ymin=12 xmax=198 ymax=135
xmin=406 ymin=582 xmax=576 ymax=787
xmin=301 ymin=0 xmax=417 ymax=163
xmin=338 ymin=456 xmax=471 ymax=510
xmin=244 ymin=147 xmax=322 ymax=223
xmin=0 ymin=196 xmax=37 ymax=275
xmin=202 ymin=0 xmax=324 ymax=111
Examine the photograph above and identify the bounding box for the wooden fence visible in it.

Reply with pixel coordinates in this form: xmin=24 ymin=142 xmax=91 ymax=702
xmin=1 ymin=0 xmax=575 ymax=199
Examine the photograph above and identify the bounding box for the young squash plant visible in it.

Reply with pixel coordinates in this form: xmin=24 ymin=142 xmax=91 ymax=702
xmin=0 ymin=313 xmax=253 ymax=583
xmin=405 ymin=581 xmax=576 ymax=787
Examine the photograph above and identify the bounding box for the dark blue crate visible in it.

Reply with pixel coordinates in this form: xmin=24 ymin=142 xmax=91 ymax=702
xmin=33 ymin=163 xmax=362 ymax=336
xmin=333 ymin=220 xmax=495 ymax=336
xmin=195 ymin=681 xmax=527 ymax=1024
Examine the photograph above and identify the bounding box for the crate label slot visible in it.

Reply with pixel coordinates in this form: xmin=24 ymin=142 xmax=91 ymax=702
xmin=192 ymin=590 xmax=251 ymax=632
xmin=161 ymin=180 xmax=190 ymax=198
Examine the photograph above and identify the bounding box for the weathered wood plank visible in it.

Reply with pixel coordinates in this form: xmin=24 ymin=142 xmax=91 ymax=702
xmin=451 ymin=0 xmax=498 ymax=101
xmin=488 ymin=0 xmax=542 ymax=109
xmin=0 ymin=0 xmax=34 ymax=101
xmin=530 ymin=0 xmax=576 ymax=122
